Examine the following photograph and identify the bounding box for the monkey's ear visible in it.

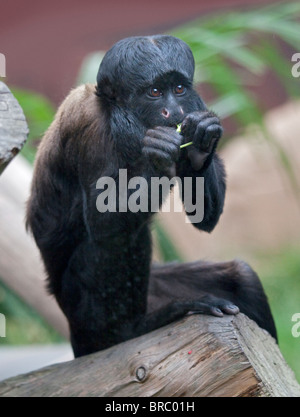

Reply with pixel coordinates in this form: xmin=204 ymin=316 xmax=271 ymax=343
xmin=95 ymin=77 xmax=117 ymax=103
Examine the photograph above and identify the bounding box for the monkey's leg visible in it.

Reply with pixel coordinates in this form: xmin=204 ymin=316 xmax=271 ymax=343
xmin=57 ymin=238 xmax=150 ymax=357
xmin=148 ymin=260 xmax=277 ymax=341
xmin=55 ymin=238 xmax=217 ymax=357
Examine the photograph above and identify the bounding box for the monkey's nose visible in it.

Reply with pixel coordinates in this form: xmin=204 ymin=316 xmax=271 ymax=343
xmin=162 ymin=108 xmax=170 ymax=118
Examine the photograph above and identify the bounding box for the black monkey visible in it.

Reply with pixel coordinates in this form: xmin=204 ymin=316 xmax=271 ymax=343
xmin=26 ymin=35 xmax=276 ymax=357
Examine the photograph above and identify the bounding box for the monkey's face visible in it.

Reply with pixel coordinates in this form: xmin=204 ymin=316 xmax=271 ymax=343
xmin=131 ymin=71 xmax=206 ymax=129
xmin=96 ymin=35 xmax=207 ymax=130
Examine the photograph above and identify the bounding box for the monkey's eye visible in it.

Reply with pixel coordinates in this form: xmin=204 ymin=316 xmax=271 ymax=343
xmin=148 ymin=87 xmax=162 ymax=98
xmin=174 ymin=85 xmax=186 ymax=95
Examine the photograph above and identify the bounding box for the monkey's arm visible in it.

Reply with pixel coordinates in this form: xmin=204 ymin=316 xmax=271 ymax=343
xmin=176 ymin=111 xmax=226 ymax=232
xmin=176 ymin=152 xmax=226 ymax=232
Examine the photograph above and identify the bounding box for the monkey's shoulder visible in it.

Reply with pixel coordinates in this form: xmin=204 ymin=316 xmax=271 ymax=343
xmin=61 ymin=83 xmax=97 ymax=108
xmin=34 ymin=84 xmax=104 ymax=169
xmin=57 ymin=83 xmax=101 ymax=129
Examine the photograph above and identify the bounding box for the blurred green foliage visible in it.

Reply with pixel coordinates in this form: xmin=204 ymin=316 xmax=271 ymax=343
xmin=258 ymin=247 xmax=300 ymax=383
xmin=171 ymin=2 xmax=300 ymax=125
xmin=0 ymin=281 xmax=63 ymax=345
xmin=171 ymin=2 xmax=300 ymax=199
xmin=154 ymin=220 xmax=184 ymax=262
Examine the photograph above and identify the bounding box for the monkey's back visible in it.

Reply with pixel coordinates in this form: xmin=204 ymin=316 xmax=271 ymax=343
xmin=26 ymin=84 xmax=105 ymax=294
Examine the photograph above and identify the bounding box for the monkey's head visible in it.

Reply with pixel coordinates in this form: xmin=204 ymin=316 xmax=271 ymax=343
xmin=96 ymin=35 xmax=206 ymax=129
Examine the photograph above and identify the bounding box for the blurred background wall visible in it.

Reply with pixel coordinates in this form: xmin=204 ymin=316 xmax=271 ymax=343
xmin=1 ymin=0 xmax=282 ymax=104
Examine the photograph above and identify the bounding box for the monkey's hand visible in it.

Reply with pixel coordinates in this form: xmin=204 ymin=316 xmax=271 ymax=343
xmin=181 ymin=111 xmax=223 ymax=171
xmin=142 ymin=127 xmax=182 ymax=176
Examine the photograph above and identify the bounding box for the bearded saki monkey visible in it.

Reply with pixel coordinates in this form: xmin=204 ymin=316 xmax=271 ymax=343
xmin=26 ymin=35 xmax=276 ymax=357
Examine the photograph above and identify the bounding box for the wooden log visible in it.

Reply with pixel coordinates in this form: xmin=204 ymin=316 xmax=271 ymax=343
xmin=0 ymin=81 xmax=29 ymax=174
xmin=0 ymin=314 xmax=299 ymax=397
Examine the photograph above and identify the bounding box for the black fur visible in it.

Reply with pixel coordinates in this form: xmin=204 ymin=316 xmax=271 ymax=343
xmin=26 ymin=35 xmax=276 ymax=357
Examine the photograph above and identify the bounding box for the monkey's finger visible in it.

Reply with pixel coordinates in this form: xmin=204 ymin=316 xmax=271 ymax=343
xmin=147 ymin=127 xmax=182 ymax=146
xmin=200 ymin=124 xmax=223 ymax=151
xmin=187 ymin=302 xmax=224 ymax=317
xmin=221 ymin=304 xmax=240 ymax=315
xmin=143 ymin=137 xmax=181 ymax=159
xmin=153 ymin=126 xmax=181 ymax=135
xmin=144 ymin=133 xmax=181 ymax=148
xmin=143 ymin=146 xmax=176 ymax=166
xmin=192 ymin=117 xmax=221 ymax=145
xmin=181 ymin=111 xmax=210 ymax=130
xmin=181 ymin=111 xmax=215 ymax=136
xmin=187 ymin=297 xmax=239 ymax=317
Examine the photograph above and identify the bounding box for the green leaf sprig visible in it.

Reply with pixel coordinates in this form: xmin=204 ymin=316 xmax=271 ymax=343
xmin=177 ymin=124 xmax=193 ymax=148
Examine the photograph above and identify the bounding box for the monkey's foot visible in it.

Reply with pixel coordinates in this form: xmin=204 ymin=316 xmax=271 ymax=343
xmin=187 ymin=295 xmax=240 ymax=317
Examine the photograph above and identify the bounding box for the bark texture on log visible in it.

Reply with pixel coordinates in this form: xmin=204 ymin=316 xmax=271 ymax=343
xmin=0 ymin=82 xmax=28 ymax=174
xmin=0 ymin=314 xmax=299 ymax=397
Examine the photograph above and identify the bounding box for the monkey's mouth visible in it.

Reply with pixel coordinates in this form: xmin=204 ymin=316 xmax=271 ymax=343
xmin=169 ymin=120 xmax=184 ymax=129
xmin=160 ymin=122 xmax=182 ymax=129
